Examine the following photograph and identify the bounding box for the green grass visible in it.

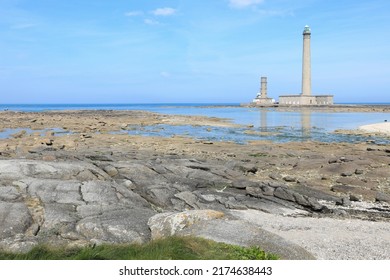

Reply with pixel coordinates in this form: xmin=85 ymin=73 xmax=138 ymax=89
xmin=0 ymin=236 xmax=278 ymax=260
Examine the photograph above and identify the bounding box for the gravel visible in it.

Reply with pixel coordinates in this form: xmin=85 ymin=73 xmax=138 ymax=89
xmin=231 ymin=209 xmax=390 ymax=260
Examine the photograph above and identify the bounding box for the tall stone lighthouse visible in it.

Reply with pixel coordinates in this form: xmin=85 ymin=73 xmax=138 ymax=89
xmin=301 ymin=25 xmax=311 ymax=96
xmin=278 ymin=25 xmax=334 ymax=106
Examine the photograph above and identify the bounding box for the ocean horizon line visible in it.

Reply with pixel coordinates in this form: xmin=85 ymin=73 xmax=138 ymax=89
xmin=1 ymin=102 xmax=390 ymax=106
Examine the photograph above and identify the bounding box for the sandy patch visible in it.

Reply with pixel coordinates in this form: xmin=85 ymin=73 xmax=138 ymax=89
xmin=358 ymin=122 xmax=390 ymax=135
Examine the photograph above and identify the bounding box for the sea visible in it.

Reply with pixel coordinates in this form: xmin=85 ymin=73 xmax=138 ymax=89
xmin=1 ymin=103 xmax=389 ymax=144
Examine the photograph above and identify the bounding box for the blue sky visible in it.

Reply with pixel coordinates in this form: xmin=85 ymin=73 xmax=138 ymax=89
xmin=0 ymin=0 xmax=389 ymax=104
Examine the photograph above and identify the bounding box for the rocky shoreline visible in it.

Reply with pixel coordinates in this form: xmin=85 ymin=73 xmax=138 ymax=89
xmin=1 ymin=110 xmax=389 ymax=259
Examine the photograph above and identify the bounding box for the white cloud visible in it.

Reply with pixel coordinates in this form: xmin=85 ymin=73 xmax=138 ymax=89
xmin=144 ymin=19 xmax=159 ymax=25
xmin=152 ymin=7 xmax=177 ymax=16
xmin=125 ymin=11 xmax=143 ymax=17
xmin=229 ymin=0 xmax=264 ymax=9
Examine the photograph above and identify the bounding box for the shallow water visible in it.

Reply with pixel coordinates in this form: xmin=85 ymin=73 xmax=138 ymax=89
xmin=121 ymin=124 xmax=390 ymax=144
xmin=1 ymin=104 xmax=389 ymax=144
xmin=0 ymin=128 xmax=69 ymax=139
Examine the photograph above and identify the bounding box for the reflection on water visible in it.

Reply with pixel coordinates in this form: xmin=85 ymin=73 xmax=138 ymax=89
xmin=301 ymin=109 xmax=311 ymax=137
xmin=123 ymin=124 xmax=389 ymax=145
xmin=119 ymin=108 xmax=389 ymax=144
xmin=228 ymin=108 xmax=388 ymax=132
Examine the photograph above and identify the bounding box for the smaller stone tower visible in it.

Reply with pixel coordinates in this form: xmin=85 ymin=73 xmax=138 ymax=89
xmin=252 ymin=76 xmax=274 ymax=105
xmin=260 ymin=77 xmax=267 ymax=98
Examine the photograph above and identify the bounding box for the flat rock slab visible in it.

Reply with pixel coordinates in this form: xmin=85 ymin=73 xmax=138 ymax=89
xmin=0 ymin=159 xmax=156 ymax=252
xmin=76 ymin=208 xmax=155 ymax=244
xmin=178 ymin=217 xmax=315 ymax=260
xmin=0 ymin=159 xmax=110 ymax=181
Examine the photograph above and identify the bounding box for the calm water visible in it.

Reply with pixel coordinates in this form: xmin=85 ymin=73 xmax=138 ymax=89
xmin=1 ymin=103 xmax=389 ymax=144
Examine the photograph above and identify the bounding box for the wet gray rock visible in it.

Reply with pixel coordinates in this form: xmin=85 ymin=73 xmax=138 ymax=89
xmin=76 ymin=207 xmax=154 ymax=244
xmin=376 ymin=192 xmax=390 ymax=203
xmin=0 ymin=202 xmax=32 ymax=239
xmin=260 ymin=185 xmax=275 ymax=196
xmin=103 ymin=165 xmax=119 ymax=177
xmin=28 ymin=180 xmax=83 ymax=205
xmin=283 ymin=176 xmax=297 ymax=182
xmin=355 ymin=169 xmax=364 ymax=175
xmin=246 ymin=186 xmax=265 ymax=198
xmin=232 ymin=179 xmax=259 ymax=189
xmin=0 ymin=159 xmax=110 ymax=181
xmin=293 ymin=192 xmax=311 ymax=207
xmin=174 ymin=191 xmax=200 ymax=209
xmin=41 ymin=203 xmax=78 ymax=233
xmin=321 ymin=163 xmax=359 ymax=177
xmin=246 ymin=183 xmax=324 ymax=212
xmin=331 ymin=185 xmax=358 ymax=194
xmin=85 ymin=154 xmax=113 ymax=162
xmin=349 ymin=194 xmax=362 ymax=202
xmin=230 ymin=163 xmax=258 ymax=174
xmin=28 ymin=146 xmax=57 ymax=154
xmin=340 ymin=157 xmax=354 ymax=162
xmin=267 ymin=181 xmax=288 ymax=188
xmin=292 ymin=185 xmax=341 ymax=205
xmin=274 ymin=187 xmax=296 ymax=202
xmin=0 ymin=186 xmax=23 ymax=202
xmin=341 ymin=171 xmax=354 ymax=177
xmin=217 ymin=196 xmax=248 ymax=210
xmin=336 ymin=197 xmax=352 ymax=207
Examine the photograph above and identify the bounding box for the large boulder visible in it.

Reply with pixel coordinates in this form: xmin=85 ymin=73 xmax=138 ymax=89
xmin=148 ymin=210 xmax=224 ymax=239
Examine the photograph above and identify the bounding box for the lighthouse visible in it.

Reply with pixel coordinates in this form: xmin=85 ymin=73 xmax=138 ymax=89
xmin=260 ymin=77 xmax=267 ymax=98
xmin=302 ymin=25 xmax=311 ymax=96
xmin=251 ymin=76 xmax=274 ymax=105
xmin=278 ymin=25 xmax=334 ymax=106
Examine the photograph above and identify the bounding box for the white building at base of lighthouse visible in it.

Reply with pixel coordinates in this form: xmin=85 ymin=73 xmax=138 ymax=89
xmin=278 ymin=94 xmax=333 ymax=105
